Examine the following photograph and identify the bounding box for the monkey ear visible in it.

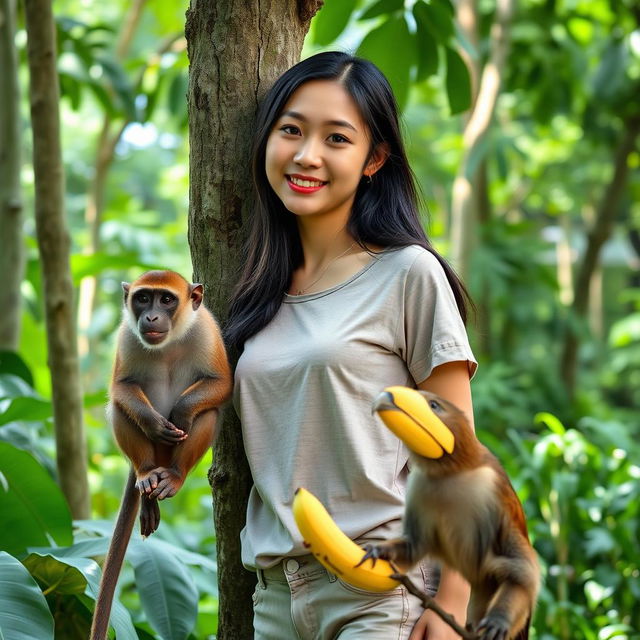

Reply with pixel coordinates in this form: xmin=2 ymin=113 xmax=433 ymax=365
xmin=190 ymin=284 xmax=204 ymax=310
xmin=122 ymin=282 xmax=130 ymax=303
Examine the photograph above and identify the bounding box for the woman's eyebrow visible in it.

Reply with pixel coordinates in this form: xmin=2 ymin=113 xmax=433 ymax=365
xmin=280 ymin=110 xmax=358 ymax=132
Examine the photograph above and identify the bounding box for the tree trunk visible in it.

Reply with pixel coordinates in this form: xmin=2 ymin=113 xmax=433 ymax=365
xmin=185 ymin=1 xmax=322 ymax=637
xmin=0 ymin=0 xmax=24 ymax=351
xmin=450 ymin=0 xmax=515 ymax=282
xmin=560 ymin=116 xmax=640 ymax=395
xmin=24 ymin=0 xmax=90 ymax=519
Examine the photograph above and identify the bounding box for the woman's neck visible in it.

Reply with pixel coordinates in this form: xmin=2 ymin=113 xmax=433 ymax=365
xmin=297 ymin=218 xmax=354 ymax=272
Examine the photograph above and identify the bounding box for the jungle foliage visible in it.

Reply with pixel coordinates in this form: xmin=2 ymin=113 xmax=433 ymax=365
xmin=0 ymin=0 xmax=639 ymax=638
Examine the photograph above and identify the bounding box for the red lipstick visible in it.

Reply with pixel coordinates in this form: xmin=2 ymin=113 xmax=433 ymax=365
xmin=287 ymin=174 xmax=327 ymax=194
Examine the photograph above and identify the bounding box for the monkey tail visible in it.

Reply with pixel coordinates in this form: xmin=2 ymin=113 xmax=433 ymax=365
xmin=90 ymin=467 xmax=140 ymax=640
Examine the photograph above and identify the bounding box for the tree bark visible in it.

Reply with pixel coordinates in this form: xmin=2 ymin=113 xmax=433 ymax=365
xmin=560 ymin=116 xmax=640 ymax=395
xmin=450 ymin=0 xmax=515 ymax=282
xmin=0 ymin=0 xmax=24 ymax=350
xmin=24 ymin=0 xmax=90 ymax=518
xmin=186 ymin=1 xmax=322 ymax=637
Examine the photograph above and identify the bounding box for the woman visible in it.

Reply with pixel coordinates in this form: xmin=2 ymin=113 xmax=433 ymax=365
xmin=226 ymin=51 xmax=477 ymax=639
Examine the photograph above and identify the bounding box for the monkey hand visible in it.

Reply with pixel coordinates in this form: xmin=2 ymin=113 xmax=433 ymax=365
xmin=358 ymin=539 xmax=413 ymax=574
xmin=168 ymin=405 xmax=194 ymax=434
xmin=142 ymin=414 xmax=188 ymax=444
xmin=475 ymin=612 xmax=510 ymax=640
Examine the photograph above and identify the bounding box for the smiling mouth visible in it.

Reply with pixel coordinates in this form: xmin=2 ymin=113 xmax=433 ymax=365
xmin=287 ymin=175 xmax=327 ymax=193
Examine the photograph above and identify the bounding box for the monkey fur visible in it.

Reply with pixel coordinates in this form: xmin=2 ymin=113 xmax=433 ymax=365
xmin=363 ymin=391 xmax=540 ymax=640
xmin=90 ymin=270 xmax=232 ymax=640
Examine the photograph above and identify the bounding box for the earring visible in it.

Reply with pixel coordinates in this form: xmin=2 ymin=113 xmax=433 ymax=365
xmin=364 ymin=173 xmax=372 ymax=185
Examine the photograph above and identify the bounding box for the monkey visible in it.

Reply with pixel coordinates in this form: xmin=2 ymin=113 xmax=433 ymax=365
xmin=361 ymin=390 xmax=540 ymax=640
xmin=90 ymin=270 xmax=232 ymax=640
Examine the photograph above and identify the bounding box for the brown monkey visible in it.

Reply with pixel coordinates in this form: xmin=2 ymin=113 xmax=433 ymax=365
xmin=90 ymin=270 xmax=232 ymax=640
xmin=361 ymin=390 xmax=539 ymax=640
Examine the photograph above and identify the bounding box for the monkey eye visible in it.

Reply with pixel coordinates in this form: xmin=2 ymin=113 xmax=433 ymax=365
xmin=134 ymin=292 xmax=149 ymax=304
xmin=160 ymin=293 xmax=176 ymax=305
xmin=429 ymin=400 xmax=442 ymax=413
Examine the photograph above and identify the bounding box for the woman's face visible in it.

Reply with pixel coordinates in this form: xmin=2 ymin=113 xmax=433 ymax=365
xmin=265 ymin=79 xmax=375 ymax=225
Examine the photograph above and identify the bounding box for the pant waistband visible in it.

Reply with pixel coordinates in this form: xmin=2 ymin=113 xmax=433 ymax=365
xmin=256 ymin=554 xmax=332 ymax=588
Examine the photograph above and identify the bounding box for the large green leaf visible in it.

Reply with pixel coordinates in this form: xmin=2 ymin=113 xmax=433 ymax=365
xmin=357 ymin=15 xmax=415 ymax=111
xmin=413 ymin=2 xmax=439 ymax=81
xmin=23 ymin=553 xmax=90 ymax=596
xmin=24 ymin=550 xmax=138 ymax=640
xmin=70 ymin=251 xmax=147 ymax=284
xmin=0 ymin=397 xmax=53 ymax=427
xmin=312 ymin=0 xmax=358 ymax=46
xmin=413 ymin=0 xmax=454 ymax=44
xmin=129 ymin=539 xmax=199 ymax=640
xmin=0 ymin=352 xmax=34 ymax=387
xmin=0 ymin=552 xmax=55 ymax=640
xmin=359 ymin=0 xmax=404 ymax=21
xmin=444 ymin=46 xmax=471 ymax=114
xmin=0 ymin=443 xmax=72 ymax=556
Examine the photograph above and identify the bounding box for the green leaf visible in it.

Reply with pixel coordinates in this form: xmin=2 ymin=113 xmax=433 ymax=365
xmin=23 ymin=553 xmax=89 ymax=595
xmin=0 ymin=552 xmax=55 ymax=640
xmin=592 ymin=38 xmax=628 ymax=102
xmin=97 ymin=56 xmax=138 ymax=121
xmin=413 ymin=3 xmax=439 ymax=81
xmin=0 ymin=443 xmax=73 ymax=556
xmin=414 ymin=0 xmax=454 ymax=43
xmin=312 ymin=0 xmax=358 ymax=45
xmin=129 ymin=539 xmax=199 ymax=640
xmin=444 ymin=46 xmax=471 ymax=114
xmin=359 ymin=0 xmax=404 ymax=21
xmin=357 ymin=16 xmax=415 ymax=111
xmin=0 ymin=397 xmax=53 ymax=427
xmin=26 ymin=547 xmax=138 ymax=640
xmin=70 ymin=251 xmax=145 ymax=284
xmin=0 ymin=373 xmax=38 ymax=399
xmin=584 ymin=528 xmax=616 ymax=557
xmin=0 ymin=352 xmax=33 ymax=387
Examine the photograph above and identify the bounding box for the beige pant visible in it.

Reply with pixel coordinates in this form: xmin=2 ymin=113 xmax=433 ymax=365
xmin=252 ymin=554 xmax=438 ymax=640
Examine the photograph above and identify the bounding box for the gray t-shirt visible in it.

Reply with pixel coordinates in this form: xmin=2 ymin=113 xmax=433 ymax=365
xmin=234 ymin=244 xmax=477 ymax=569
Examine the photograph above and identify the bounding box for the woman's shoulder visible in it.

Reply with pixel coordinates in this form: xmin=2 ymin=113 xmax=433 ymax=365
xmin=379 ymin=244 xmax=443 ymax=273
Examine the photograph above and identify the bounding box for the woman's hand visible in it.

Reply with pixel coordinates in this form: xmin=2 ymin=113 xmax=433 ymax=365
xmin=409 ymin=562 xmax=470 ymax=640
xmin=409 ymin=609 xmax=463 ymax=639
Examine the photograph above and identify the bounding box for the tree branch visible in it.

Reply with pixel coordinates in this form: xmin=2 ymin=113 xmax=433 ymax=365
xmin=393 ymin=572 xmax=479 ymax=639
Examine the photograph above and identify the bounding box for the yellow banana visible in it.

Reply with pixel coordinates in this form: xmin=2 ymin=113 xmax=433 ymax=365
xmin=373 ymin=386 xmax=455 ymax=458
xmin=292 ymin=487 xmax=399 ymax=592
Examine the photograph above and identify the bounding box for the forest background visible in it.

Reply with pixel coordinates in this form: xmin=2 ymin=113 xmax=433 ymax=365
xmin=0 ymin=0 xmax=639 ymax=639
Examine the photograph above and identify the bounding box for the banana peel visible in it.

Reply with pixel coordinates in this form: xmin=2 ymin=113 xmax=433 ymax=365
xmin=374 ymin=386 xmax=455 ymax=458
xmin=292 ymin=487 xmax=399 ymax=592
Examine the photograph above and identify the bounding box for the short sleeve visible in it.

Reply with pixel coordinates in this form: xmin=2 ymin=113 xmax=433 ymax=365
xmin=396 ymin=249 xmax=477 ymax=384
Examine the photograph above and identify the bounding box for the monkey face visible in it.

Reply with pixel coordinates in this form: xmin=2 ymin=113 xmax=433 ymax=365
xmin=129 ymin=288 xmax=180 ymax=346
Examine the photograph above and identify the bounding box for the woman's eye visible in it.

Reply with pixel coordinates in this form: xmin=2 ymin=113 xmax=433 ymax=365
xmin=280 ymin=125 xmax=301 ymax=135
xmin=328 ymin=133 xmax=349 ymax=144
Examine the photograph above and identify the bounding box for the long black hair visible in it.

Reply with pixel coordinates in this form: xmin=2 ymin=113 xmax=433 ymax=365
xmin=225 ymin=51 xmax=470 ymax=351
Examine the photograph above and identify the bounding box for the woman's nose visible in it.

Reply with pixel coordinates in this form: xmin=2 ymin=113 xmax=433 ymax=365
xmin=293 ymin=138 xmax=322 ymax=167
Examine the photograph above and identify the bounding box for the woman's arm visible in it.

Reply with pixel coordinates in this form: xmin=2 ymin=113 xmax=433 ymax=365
xmin=410 ymin=360 xmax=474 ymax=640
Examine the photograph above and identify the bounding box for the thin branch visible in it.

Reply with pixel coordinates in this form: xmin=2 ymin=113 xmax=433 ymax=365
xmin=393 ymin=571 xmax=479 ymax=640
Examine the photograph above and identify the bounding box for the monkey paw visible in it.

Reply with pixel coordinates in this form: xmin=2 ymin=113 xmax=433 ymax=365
xmin=140 ymin=495 xmax=160 ymax=537
xmin=476 ymin=614 xmax=510 ymax=640
xmin=148 ymin=468 xmax=184 ymax=500
xmin=356 ymin=543 xmax=392 ymax=568
xmin=136 ymin=468 xmax=165 ymax=495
